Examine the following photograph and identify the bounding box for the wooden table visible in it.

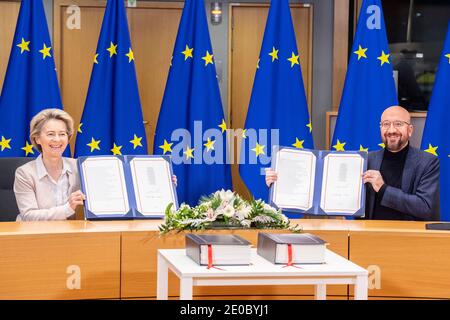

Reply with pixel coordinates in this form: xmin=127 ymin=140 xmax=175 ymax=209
xmin=0 ymin=219 xmax=449 ymax=299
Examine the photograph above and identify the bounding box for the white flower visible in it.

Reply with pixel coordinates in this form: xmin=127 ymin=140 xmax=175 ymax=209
xmin=241 ymin=219 xmax=251 ymax=227
xmin=180 ymin=204 xmax=191 ymax=210
xmin=252 ymin=215 xmax=275 ymax=224
xmin=217 ymin=189 xmax=225 ymax=198
xmin=180 ymin=218 xmax=206 ymax=226
xmin=263 ymin=203 xmax=277 ymax=213
xmin=235 ymin=206 xmax=251 ymax=220
xmin=224 ymin=190 xmax=235 ymax=202
xmin=219 ymin=189 xmax=235 ymax=202
xmin=223 ymin=204 xmax=235 ymax=217
xmin=241 ymin=206 xmax=251 ymax=218
xmin=215 ymin=208 xmax=225 ymax=217
xmin=234 ymin=211 xmax=245 ymax=221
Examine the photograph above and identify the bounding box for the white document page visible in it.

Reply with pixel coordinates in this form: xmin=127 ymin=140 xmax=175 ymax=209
xmin=272 ymin=149 xmax=316 ymax=211
xmin=81 ymin=157 xmax=130 ymax=215
xmin=320 ymin=153 xmax=364 ymax=214
xmin=129 ymin=157 xmax=176 ymax=216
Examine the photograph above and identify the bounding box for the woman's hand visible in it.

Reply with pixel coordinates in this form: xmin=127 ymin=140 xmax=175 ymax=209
xmin=69 ymin=190 xmax=85 ymax=211
xmin=265 ymin=168 xmax=278 ymax=187
xmin=172 ymin=175 xmax=177 ymax=187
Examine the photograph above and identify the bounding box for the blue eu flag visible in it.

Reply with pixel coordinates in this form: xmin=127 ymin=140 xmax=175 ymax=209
xmin=239 ymin=0 xmax=313 ymax=203
xmin=0 ymin=0 xmax=65 ymax=157
xmin=331 ymin=0 xmax=398 ymax=152
xmin=421 ymin=23 xmax=450 ymax=221
xmin=74 ymin=0 xmax=147 ymax=157
xmin=153 ymin=0 xmax=232 ymax=206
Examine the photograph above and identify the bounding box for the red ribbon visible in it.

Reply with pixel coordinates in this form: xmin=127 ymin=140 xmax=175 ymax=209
xmin=282 ymin=244 xmax=302 ymax=269
xmin=207 ymin=244 xmax=226 ymax=271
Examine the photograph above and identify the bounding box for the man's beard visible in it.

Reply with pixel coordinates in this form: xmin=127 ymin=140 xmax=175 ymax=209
xmin=383 ymin=133 xmax=407 ymax=152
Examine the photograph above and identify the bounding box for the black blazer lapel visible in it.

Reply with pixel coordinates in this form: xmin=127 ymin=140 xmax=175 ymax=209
xmin=401 ymin=147 xmax=418 ymax=193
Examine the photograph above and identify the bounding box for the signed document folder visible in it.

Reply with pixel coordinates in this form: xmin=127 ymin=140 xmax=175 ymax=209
xmin=78 ymin=155 xmax=178 ymax=220
xmin=185 ymin=234 xmax=252 ymax=266
xmin=269 ymin=146 xmax=367 ymax=217
xmin=257 ymin=232 xmax=327 ymax=264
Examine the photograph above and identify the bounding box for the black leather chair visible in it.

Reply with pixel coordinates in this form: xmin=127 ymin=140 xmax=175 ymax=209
xmin=0 ymin=157 xmax=34 ymax=222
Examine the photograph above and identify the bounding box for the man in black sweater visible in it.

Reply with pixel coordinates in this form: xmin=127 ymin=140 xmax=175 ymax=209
xmin=362 ymin=106 xmax=440 ymax=221
xmin=265 ymin=106 xmax=440 ymax=221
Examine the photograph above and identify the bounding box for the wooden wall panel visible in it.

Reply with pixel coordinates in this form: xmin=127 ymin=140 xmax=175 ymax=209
xmin=0 ymin=232 xmax=121 ymax=299
xmin=332 ymin=0 xmax=349 ymax=110
xmin=349 ymin=231 xmax=450 ymax=299
xmin=1 ymin=220 xmax=449 ymax=300
xmin=0 ymin=1 xmax=20 ymax=92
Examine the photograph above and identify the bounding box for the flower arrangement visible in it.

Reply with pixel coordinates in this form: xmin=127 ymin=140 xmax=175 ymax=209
xmin=159 ymin=189 xmax=301 ymax=234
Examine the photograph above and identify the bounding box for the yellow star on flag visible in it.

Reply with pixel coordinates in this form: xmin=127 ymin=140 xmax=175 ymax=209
xmin=424 ymin=144 xmax=438 ymax=156
xmin=359 ymin=145 xmax=369 ymax=153
xmin=379 ymin=143 xmax=385 ymax=149
xmin=333 ymin=139 xmax=346 ymax=151
xmin=218 ymin=119 xmax=227 ymax=133
xmin=17 ymin=38 xmax=30 ymax=54
xmin=445 ymin=53 xmax=450 ymax=63
xmin=353 ymin=45 xmax=368 ymax=60
xmin=159 ymin=139 xmax=173 ymax=154
xmin=107 ymin=42 xmax=117 ymax=57
xmin=182 ymin=45 xmax=193 ymax=60
xmin=184 ymin=146 xmax=195 ymax=159
xmin=0 ymin=136 xmax=12 ymax=151
xmin=306 ymin=122 xmax=312 ymax=133
xmin=78 ymin=123 xmax=83 ymax=133
xmin=130 ymin=134 xmax=143 ymax=149
xmin=242 ymin=129 xmax=247 ymax=139
xmin=93 ymin=53 xmax=99 ymax=64
xmin=252 ymin=143 xmax=265 ymax=157
xmin=204 ymin=138 xmax=215 ymax=152
xmin=21 ymin=141 xmax=34 ymax=156
xmin=292 ymin=138 xmax=304 ymax=149
xmin=111 ymin=143 xmax=123 ymax=156
xmin=125 ymin=48 xmax=134 ymax=63
xmin=202 ymin=51 xmax=214 ymax=66
xmin=87 ymin=137 xmax=101 ymax=152
xmin=39 ymin=43 xmax=51 ymax=59
xmin=268 ymin=47 xmax=279 ymax=62
xmin=377 ymin=51 xmax=390 ymax=66
xmin=287 ymin=52 xmax=299 ymax=67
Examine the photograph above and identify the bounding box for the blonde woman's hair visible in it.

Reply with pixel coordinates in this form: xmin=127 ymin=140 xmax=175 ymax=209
xmin=29 ymin=108 xmax=74 ymax=153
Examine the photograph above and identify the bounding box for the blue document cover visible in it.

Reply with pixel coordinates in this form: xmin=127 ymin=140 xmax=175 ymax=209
xmin=269 ymin=146 xmax=367 ymax=217
xmin=77 ymin=155 xmax=178 ymax=220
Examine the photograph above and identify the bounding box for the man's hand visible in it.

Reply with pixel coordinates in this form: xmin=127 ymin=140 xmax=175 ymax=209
xmin=362 ymin=170 xmax=385 ymax=193
xmin=265 ymin=168 xmax=278 ymax=187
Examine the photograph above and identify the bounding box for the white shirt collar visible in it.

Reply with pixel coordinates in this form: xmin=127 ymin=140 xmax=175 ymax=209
xmin=36 ymin=154 xmax=72 ymax=180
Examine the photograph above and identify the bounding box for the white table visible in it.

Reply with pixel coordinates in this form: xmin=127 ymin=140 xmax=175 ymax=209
xmin=157 ymin=248 xmax=368 ymax=300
